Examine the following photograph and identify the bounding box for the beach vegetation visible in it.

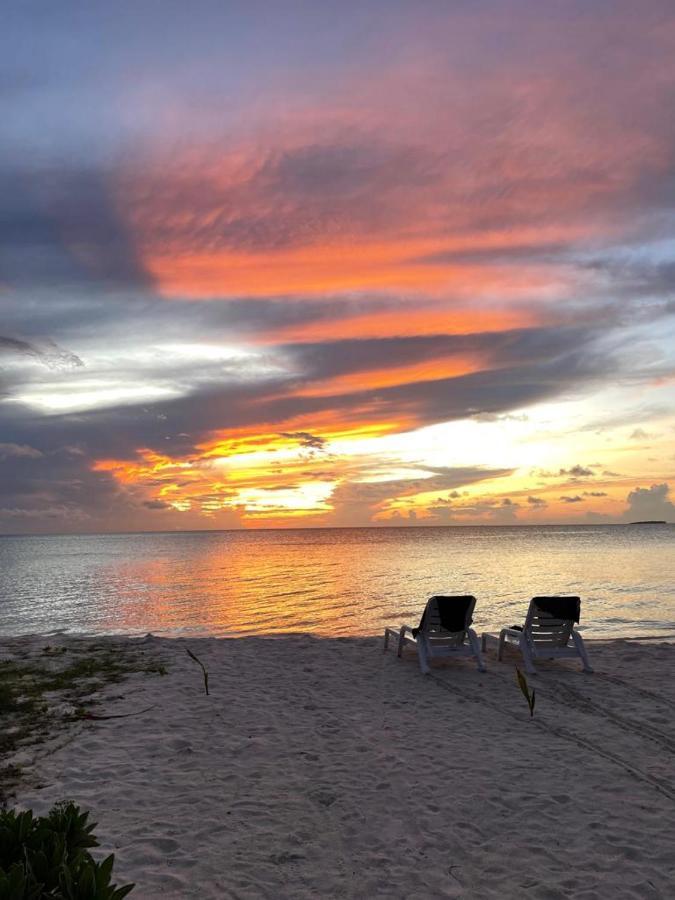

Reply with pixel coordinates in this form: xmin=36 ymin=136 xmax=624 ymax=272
xmin=0 ymin=645 xmax=166 ymax=803
xmin=0 ymin=801 xmax=134 ymax=898
xmin=185 ymin=648 xmax=209 ymax=695
xmin=515 ymin=667 xmax=536 ymax=717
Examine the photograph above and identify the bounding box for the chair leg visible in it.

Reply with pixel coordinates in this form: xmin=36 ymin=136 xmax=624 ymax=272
xmin=519 ymin=636 xmax=536 ymax=675
xmin=498 ymin=630 xmax=506 ymax=661
xmin=468 ymin=628 xmax=486 ymax=672
xmin=397 ymin=626 xmax=407 ymax=658
xmin=416 ymin=636 xmax=431 ymax=675
xmin=384 ymin=627 xmax=398 ymax=651
xmin=572 ymin=631 xmax=594 ymax=673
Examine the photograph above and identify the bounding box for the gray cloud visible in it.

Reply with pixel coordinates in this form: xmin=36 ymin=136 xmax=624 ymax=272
xmin=0 ymin=443 xmax=43 ymax=461
xmin=0 ymin=169 xmax=151 ymax=290
xmin=0 ymin=315 xmax=634 ymax=532
xmin=328 ymin=465 xmax=513 ymax=526
xmin=143 ymin=499 xmax=170 ymax=510
xmin=623 ymin=483 xmax=675 ymax=522
xmin=280 ymin=431 xmax=327 ymax=451
xmin=0 ymin=334 xmax=83 ymax=369
xmin=558 ymin=465 xmax=594 ymax=477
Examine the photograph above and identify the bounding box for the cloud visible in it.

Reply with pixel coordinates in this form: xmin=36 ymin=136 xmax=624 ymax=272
xmin=558 ymin=465 xmax=594 ymax=477
xmin=0 ymin=168 xmax=151 ymax=290
xmin=583 ymin=491 xmax=607 ymax=497
xmin=560 ymin=495 xmax=583 ymax=503
xmin=328 ymin=465 xmax=512 ymax=526
xmin=280 ymin=431 xmax=326 ymax=451
xmin=629 ymin=428 xmax=653 ymax=440
xmin=0 ymin=335 xmax=83 ymax=370
xmin=623 ymin=483 xmax=675 ymax=522
xmin=1 ymin=1 xmax=675 ymax=531
xmin=427 ymin=494 xmax=522 ymax=524
xmin=527 ymin=496 xmax=547 ymax=507
xmin=0 ymin=443 xmax=43 ymax=461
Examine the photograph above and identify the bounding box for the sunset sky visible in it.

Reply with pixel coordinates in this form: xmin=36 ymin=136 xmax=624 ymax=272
xmin=1 ymin=0 xmax=675 ymax=532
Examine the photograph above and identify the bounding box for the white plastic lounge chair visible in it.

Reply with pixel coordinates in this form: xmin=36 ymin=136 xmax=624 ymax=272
xmin=384 ymin=595 xmax=486 ymax=674
xmin=482 ymin=595 xmax=593 ymax=674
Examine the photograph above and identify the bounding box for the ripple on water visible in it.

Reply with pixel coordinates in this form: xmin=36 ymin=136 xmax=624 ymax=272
xmin=0 ymin=526 xmax=674 ymax=638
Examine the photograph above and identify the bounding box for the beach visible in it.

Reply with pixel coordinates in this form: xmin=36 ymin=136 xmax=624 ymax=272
xmin=2 ymin=633 xmax=674 ymax=898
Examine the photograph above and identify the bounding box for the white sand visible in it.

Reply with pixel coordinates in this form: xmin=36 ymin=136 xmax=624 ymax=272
xmin=3 ymin=633 xmax=675 ymax=899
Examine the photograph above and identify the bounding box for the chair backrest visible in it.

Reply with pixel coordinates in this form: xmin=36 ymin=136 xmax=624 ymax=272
xmin=524 ymin=596 xmax=580 ymax=647
xmin=414 ymin=595 xmax=476 ymax=639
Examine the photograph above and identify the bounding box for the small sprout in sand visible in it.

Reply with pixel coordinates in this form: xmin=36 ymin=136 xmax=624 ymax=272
xmin=516 ymin=667 xmax=536 ymax=718
xmin=186 ymin=648 xmax=209 ymax=696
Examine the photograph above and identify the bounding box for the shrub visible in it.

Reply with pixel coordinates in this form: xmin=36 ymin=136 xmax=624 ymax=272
xmin=0 ymin=801 xmax=133 ymax=899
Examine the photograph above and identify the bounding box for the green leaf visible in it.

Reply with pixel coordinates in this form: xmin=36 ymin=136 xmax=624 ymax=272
xmin=515 ymin=667 xmax=536 ymax=717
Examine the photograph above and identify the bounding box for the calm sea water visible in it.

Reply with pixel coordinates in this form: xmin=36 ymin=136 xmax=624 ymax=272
xmin=1 ymin=525 xmax=674 ymax=639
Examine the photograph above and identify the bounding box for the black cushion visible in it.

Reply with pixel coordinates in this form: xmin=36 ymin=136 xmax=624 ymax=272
xmin=412 ymin=595 xmax=475 ymax=637
xmin=532 ymin=596 xmax=580 ymax=623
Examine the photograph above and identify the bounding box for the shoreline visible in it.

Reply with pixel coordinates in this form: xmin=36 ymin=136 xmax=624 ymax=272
xmin=2 ymin=633 xmax=675 ymax=898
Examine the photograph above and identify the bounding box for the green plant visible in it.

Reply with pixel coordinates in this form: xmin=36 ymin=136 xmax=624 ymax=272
xmin=0 ymin=801 xmax=134 ymax=899
xmin=185 ymin=648 xmax=209 ymax=696
xmin=515 ymin=667 xmax=536 ymax=717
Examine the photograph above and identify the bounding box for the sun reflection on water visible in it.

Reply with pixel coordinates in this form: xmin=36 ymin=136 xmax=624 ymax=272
xmin=1 ymin=526 xmax=674 ymax=639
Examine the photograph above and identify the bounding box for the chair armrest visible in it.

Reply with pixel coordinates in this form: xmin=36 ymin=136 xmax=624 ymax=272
xmin=397 ymin=624 xmax=416 ymax=657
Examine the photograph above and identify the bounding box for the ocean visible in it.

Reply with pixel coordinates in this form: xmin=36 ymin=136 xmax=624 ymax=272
xmin=1 ymin=525 xmax=674 ymax=639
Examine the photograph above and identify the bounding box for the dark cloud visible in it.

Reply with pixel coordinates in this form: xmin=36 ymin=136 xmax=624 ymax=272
xmin=558 ymin=465 xmax=594 ymax=477
xmin=428 ymin=495 xmax=521 ymax=524
xmin=0 ymin=334 xmax=83 ymax=370
xmin=0 ymin=169 xmax=150 ymax=289
xmin=280 ymin=431 xmax=326 ymax=451
xmin=0 ymin=333 xmax=83 ymax=395
xmin=0 ymin=321 xmax=621 ymax=482
xmin=527 ymin=496 xmax=547 ymax=507
xmin=560 ymin=495 xmax=583 ymax=503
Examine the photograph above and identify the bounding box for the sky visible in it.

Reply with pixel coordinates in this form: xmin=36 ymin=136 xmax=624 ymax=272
xmin=1 ymin=0 xmax=675 ymax=533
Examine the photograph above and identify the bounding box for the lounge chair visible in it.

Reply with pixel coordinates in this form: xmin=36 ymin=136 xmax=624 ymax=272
xmin=384 ymin=595 xmax=486 ymax=674
xmin=482 ymin=596 xmax=593 ymax=674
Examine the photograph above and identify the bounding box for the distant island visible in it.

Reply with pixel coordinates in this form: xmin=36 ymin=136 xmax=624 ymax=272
xmin=628 ymin=520 xmax=667 ymax=525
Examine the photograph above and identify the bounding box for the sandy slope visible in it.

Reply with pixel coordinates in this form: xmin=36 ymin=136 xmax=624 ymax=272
xmin=3 ymin=633 xmax=675 ymax=899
